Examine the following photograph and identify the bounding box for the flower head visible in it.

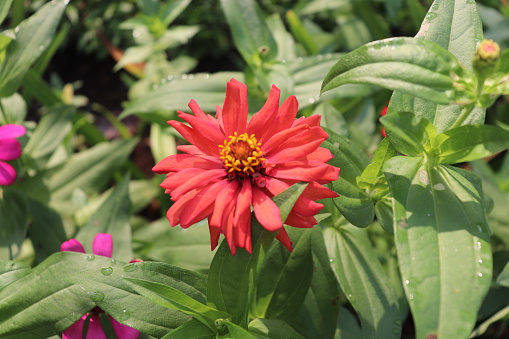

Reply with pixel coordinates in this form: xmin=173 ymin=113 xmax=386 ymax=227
xmin=0 ymin=124 xmax=26 ymax=186
xmin=153 ymin=79 xmax=339 ymax=254
xmin=61 ymin=234 xmax=140 ymax=339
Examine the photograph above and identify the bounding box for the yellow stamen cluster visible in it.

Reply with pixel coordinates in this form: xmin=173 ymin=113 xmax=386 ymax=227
xmin=219 ymin=132 xmax=265 ymax=177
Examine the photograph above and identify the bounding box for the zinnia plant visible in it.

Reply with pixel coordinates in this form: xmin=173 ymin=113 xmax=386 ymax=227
xmin=60 ymin=234 xmax=140 ymax=339
xmin=0 ymin=124 xmax=26 ymax=186
xmin=153 ymin=79 xmax=339 ymax=254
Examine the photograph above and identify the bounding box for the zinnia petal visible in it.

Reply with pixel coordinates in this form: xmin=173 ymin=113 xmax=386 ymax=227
xmin=0 ymin=161 xmax=17 ymax=186
xmin=247 ymin=85 xmax=281 ymax=140
xmin=275 ymin=228 xmax=293 ymax=252
xmin=221 ymin=79 xmax=248 ymax=136
xmin=0 ymin=139 xmax=22 ymax=161
xmin=109 ymin=315 xmax=140 ymax=339
xmin=62 ymin=315 xmax=86 ymax=339
xmin=61 ymin=239 xmax=86 ymax=253
xmin=85 ymin=314 xmax=108 ymax=339
xmin=153 ymin=154 xmax=222 ymax=174
xmin=0 ymin=124 xmax=26 ymax=139
xmin=252 ymin=187 xmax=282 ymax=232
xmin=92 ymin=233 xmax=113 ymax=257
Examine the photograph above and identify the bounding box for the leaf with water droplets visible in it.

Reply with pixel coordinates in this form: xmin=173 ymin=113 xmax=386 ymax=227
xmin=384 ymin=156 xmax=492 ymax=339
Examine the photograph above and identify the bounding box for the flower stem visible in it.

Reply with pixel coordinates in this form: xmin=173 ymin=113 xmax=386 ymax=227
xmin=450 ymin=104 xmax=475 ymax=129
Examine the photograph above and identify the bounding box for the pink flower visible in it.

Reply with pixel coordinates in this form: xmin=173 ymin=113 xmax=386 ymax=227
xmin=0 ymin=124 xmax=26 ymax=186
xmin=61 ymin=234 xmax=140 ymax=339
xmin=153 ymin=79 xmax=339 ymax=254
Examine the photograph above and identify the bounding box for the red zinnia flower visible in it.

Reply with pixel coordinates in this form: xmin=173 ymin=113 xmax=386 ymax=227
xmin=380 ymin=106 xmax=388 ymax=138
xmin=153 ymin=79 xmax=339 ymax=254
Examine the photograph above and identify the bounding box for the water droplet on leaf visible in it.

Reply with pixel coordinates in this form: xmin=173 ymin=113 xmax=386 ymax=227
xmin=118 ymin=310 xmax=130 ymax=322
xmin=101 ymin=267 xmax=113 ymax=276
xmin=89 ymin=291 xmax=105 ymax=302
xmin=123 ymin=263 xmax=138 ymax=272
xmin=85 ymin=255 xmax=95 ymax=261
xmin=426 ymin=12 xmax=438 ymax=20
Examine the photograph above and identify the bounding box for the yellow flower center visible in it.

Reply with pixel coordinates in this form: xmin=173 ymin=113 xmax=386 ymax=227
xmin=219 ymin=132 xmax=266 ymax=178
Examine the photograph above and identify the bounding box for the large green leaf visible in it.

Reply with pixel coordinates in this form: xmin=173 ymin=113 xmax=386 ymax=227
xmin=0 ymin=252 xmax=102 ymax=338
xmin=435 ymin=124 xmax=509 ymax=164
xmin=388 ymin=0 xmax=485 ymax=133
xmin=123 ymin=277 xmax=230 ymax=331
xmin=66 ymin=260 xmax=206 ymax=337
xmin=48 ymin=139 xmax=137 ymax=204
xmin=220 ymin=0 xmax=278 ymax=65
xmin=251 ymin=227 xmax=313 ymax=320
xmin=384 ymin=156 xmax=492 ymax=339
xmin=161 ymin=318 xmax=214 ymax=339
xmin=323 ymin=224 xmax=401 ymax=339
xmin=0 ymin=188 xmax=28 ymax=260
xmin=288 ymin=226 xmax=340 ymax=339
xmin=0 ymin=260 xmax=31 ymax=291
xmin=76 ymin=175 xmax=133 ymax=262
xmin=0 ymin=0 xmax=67 ymax=97
xmin=321 ymin=37 xmax=459 ymax=104
xmin=322 ymin=129 xmax=373 ymax=227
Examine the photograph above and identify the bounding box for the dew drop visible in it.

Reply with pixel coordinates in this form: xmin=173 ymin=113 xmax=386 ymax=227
xmin=167 ymin=75 xmax=174 ymax=81
xmin=188 ymin=74 xmax=194 ymax=80
xmin=89 ymin=291 xmax=105 ymax=302
xmin=404 ymin=279 xmax=410 ymax=285
xmin=431 ymin=4 xmax=439 ymax=10
xmin=433 ymin=183 xmax=445 ymax=191
xmin=123 ymin=263 xmax=138 ymax=272
xmin=329 ymin=258 xmax=334 ymax=263
xmin=409 ymin=294 xmax=414 ymax=300
xmin=110 ymin=259 xmax=116 ymax=265
xmin=118 ymin=310 xmax=131 ymax=322
xmin=393 ymin=328 xmax=401 ymax=335
xmin=477 ymin=241 xmax=482 ymax=249
xmin=101 ymin=267 xmax=113 ymax=276
xmin=181 ymin=74 xmax=188 ymax=80
xmin=85 ymin=255 xmax=95 ymax=261
xmin=426 ymin=12 xmax=438 ymax=21
xmin=308 ymin=97 xmax=315 ymax=104
xmin=478 ymin=272 xmax=483 ymax=277
xmin=203 ymin=74 xmax=210 ymax=79
xmin=394 ymin=320 xmax=402 ymax=326
xmin=14 ymin=26 xmax=20 ymax=33
xmin=39 ymin=45 xmax=45 ymax=51
xmin=478 ymin=259 xmax=483 ymax=264
xmin=476 ymin=225 xmax=483 ymax=233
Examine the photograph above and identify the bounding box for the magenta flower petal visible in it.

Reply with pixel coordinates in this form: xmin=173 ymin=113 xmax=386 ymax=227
xmin=62 ymin=315 xmax=86 ymax=339
xmin=86 ymin=314 xmax=108 ymax=339
xmin=0 ymin=139 xmax=22 ymax=161
xmin=92 ymin=233 xmax=113 ymax=257
xmin=0 ymin=161 xmax=16 ymax=186
xmin=109 ymin=315 xmax=140 ymax=339
xmin=0 ymin=124 xmax=26 ymax=139
xmin=61 ymin=239 xmax=86 ymax=253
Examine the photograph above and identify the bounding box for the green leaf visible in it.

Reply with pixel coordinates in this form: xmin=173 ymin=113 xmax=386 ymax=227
xmin=0 ymin=0 xmax=67 ymax=97
xmin=0 ymin=0 xmax=13 ymax=26
xmin=161 ymin=318 xmax=214 ymax=339
xmin=0 ymin=252 xmax=104 ymax=339
xmin=497 ymin=261 xmax=509 ymax=287
xmin=0 ymin=188 xmax=28 ymax=260
xmin=0 ymin=92 xmax=27 ymax=124
xmin=220 ymin=0 xmax=278 ymax=64
xmin=388 ymin=1 xmax=485 ymax=133
xmin=0 ymin=261 xmax=31 ymax=291
xmin=323 ymin=224 xmax=401 ymax=339
xmin=123 ymin=277 xmax=230 ymax=331
xmin=285 ymin=10 xmax=318 ymax=55
xmin=48 ymin=139 xmax=137 ymax=204
xmin=252 ymin=228 xmax=313 ymax=320
xmin=321 ymin=130 xmax=374 ymax=227
xmin=435 ymin=124 xmax=509 ymax=164
xmin=220 ymin=319 xmax=258 ymax=339
xmin=380 ymin=111 xmax=437 ymax=156
xmin=67 ymin=260 xmax=207 ymax=337
xmin=23 ymin=104 xmax=74 ymax=163
xmin=289 ymin=226 xmax=340 ymax=339
xmin=76 ymin=175 xmax=133 ymax=262
xmin=248 ymin=318 xmax=305 ymax=339
xmin=121 ymin=72 xmax=242 ymax=119
xmin=384 ymin=157 xmax=492 ymax=339
xmin=321 ymin=37 xmax=458 ymax=104
xmin=26 ymin=198 xmax=66 ymax=263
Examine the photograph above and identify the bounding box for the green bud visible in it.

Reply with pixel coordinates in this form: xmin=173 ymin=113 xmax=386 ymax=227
xmin=473 ymin=39 xmax=501 ymax=79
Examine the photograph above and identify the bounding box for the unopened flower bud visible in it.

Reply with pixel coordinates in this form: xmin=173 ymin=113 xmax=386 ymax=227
xmin=473 ymin=39 xmax=501 ymax=79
